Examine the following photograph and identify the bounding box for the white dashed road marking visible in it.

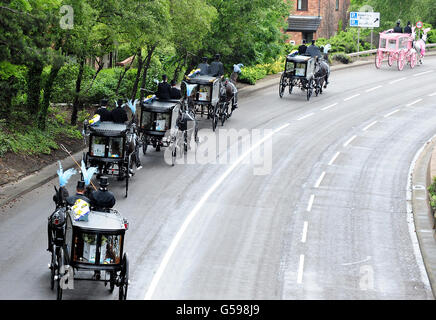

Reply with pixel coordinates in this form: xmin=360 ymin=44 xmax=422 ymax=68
xmin=328 ymin=152 xmax=340 ymax=166
xmin=343 ymin=135 xmax=357 ymax=147
xmin=344 ymin=94 xmax=361 ymax=101
xmin=362 ymin=121 xmax=378 ymax=131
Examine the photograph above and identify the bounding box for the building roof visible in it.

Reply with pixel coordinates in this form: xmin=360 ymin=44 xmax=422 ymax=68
xmin=287 ymin=15 xmax=322 ymax=32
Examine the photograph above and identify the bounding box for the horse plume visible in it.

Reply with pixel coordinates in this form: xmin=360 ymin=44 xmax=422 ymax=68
xmin=126 ymin=99 xmax=139 ymax=115
xmin=57 ymin=161 xmax=77 ymax=187
xmin=80 ymin=160 xmax=98 ymax=186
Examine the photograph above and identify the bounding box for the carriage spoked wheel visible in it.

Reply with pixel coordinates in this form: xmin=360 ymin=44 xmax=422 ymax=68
xmin=306 ymin=78 xmax=314 ymax=101
xmin=388 ymin=53 xmax=395 ymax=67
xmin=375 ymin=51 xmax=383 ymax=69
xmin=279 ymin=73 xmax=286 ymax=98
xmin=410 ymin=51 xmax=417 ymax=69
xmin=118 ymin=253 xmax=129 ymax=300
xmin=212 ymin=105 xmax=218 ymax=132
xmin=398 ymin=51 xmax=406 ymax=71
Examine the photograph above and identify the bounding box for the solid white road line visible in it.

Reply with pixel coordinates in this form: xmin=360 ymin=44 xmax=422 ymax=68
xmin=297 ymin=113 xmax=315 ymax=121
xmin=344 ymin=94 xmax=360 ymax=101
xmin=306 ymin=194 xmax=315 ymax=212
xmin=389 ymin=77 xmax=406 ymax=84
xmin=362 ymin=121 xmax=378 ymax=131
xmin=406 ymin=99 xmax=423 ymax=107
xmin=321 ymin=102 xmax=338 ymax=110
xmin=301 ymin=221 xmax=308 ymax=243
xmin=343 ymin=135 xmax=357 ymax=147
xmin=314 ymin=171 xmax=326 ymax=188
xmin=365 ymin=85 xmax=382 ymax=93
xmin=297 ymin=255 xmax=305 ymax=284
xmin=413 ymin=70 xmax=433 ymax=77
xmin=384 ymin=109 xmax=400 ymax=118
xmin=143 ymin=123 xmax=291 ymax=300
xmin=328 ymin=152 xmax=340 ymax=166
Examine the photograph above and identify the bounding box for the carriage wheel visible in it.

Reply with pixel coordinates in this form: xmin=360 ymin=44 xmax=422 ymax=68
xmin=119 ymin=253 xmax=129 ymax=300
xmin=375 ymin=51 xmax=383 ymax=69
xmin=388 ymin=53 xmax=394 ymax=67
xmin=306 ymin=79 xmax=313 ymax=101
xmin=212 ymin=105 xmax=218 ymax=132
xmin=410 ymin=51 xmax=417 ymax=69
xmin=398 ymin=51 xmax=406 ymax=71
xmin=279 ymin=74 xmax=286 ymax=98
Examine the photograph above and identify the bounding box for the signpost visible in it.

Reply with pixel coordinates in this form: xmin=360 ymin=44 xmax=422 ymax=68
xmin=417 ymin=21 xmax=423 ymax=39
xmin=350 ymin=11 xmax=380 ymax=59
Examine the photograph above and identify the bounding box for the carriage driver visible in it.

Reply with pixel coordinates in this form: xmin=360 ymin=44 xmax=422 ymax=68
xmin=209 ymin=54 xmax=224 ymax=77
xmin=96 ymin=98 xmax=112 ymax=122
xmin=198 ymin=57 xmax=210 ymax=76
xmin=89 ymin=176 xmax=116 ymax=211
xmin=66 ymin=180 xmax=91 ymax=207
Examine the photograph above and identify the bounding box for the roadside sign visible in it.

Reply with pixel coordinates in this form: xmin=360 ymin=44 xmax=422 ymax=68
xmin=350 ymin=12 xmax=380 ymax=28
xmin=416 ymin=21 xmax=423 ymax=29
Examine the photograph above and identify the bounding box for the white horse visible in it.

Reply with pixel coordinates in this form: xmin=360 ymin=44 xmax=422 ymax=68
xmin=413 ymin=27 xmax=431 ymax=64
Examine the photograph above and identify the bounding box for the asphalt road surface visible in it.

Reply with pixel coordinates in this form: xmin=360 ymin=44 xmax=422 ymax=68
xmin=1 ymin=57 xmax=435 ymax=300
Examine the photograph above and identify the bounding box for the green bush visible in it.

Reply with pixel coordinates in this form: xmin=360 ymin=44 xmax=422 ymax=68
xmin=428 ymin=176 xmax=436 ymax=210
xmin=239 ymin=65 xmax=268 ymax=85
xmin=332 ymin=52 xmax=351 ymax=64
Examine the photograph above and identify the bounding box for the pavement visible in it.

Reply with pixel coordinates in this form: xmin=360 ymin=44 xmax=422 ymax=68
xmin=1 ymin=54 xmax=436 ymax=300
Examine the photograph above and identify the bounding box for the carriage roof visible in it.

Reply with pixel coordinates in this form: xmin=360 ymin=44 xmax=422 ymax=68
xmin=185 ymin=75 xmax=219 ymax=85
xmin=141 ymin=99 xmax=180 ymax=113
xmin=88 ymin=121 xmax=129 ymax=136
xmin=286 ymin=54 xmax=314 ymax=63
xmin=379 ymin=32 xmax=413 ymax=41
xmin=68 ymin=209 xmax=126 ymax=231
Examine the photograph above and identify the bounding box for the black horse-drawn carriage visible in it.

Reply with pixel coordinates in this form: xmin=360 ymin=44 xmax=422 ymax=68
xmin=48 ymin=187 xmax=129 ymax=300
xmin=83 ymin=121 xmax=136 ymax=197
xmin=183 ymin=75 xmax=232 ymax=131
xmin=279 ymin=51 xmax=330 ymax=101
xmin=139 ymin=98 xmax=198 ymax=166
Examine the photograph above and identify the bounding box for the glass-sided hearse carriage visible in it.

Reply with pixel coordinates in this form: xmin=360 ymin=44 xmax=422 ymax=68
xmin=375 ymin=30 xmax=417 ymax=70
xmin=48 ymin=206 xmax=129 ymax=300
xmin=279 ymin=54 xmax=317 ymax=101
xmin=139 ymin=98 xmax=197 ymax=166
xmin=183 ymin=74 xmax=226 ymax=131
xmin=83 ymin=121 xmax=135 ymax=197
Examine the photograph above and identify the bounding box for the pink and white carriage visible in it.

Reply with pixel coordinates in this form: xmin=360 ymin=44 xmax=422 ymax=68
xmin=375 ymin=29 xmax=417 ymax=70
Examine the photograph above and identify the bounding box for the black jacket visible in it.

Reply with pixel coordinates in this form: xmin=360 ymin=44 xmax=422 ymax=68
xmin=394 ymin=26 xmax=403 ymax=33
xmin=90 ymin=189 xmax=116 ymax=210
xmin=111 ymin=107 xmax=128 ymax=123
xmin=404 ymin=26 xmax=412 ymax=33
xmin=209 ymin=61 xmax=224 ymax=77
xmin=66 ymin=193 xmax=91 ymax=207
xmin=96 ymin=107 xmax=112 ymax=122
xmin=298 ymin=45 xmax=307 ymax=54
xmin=170 ymin=87 xmax=181 ymax=99
xmin=156 ymin=82 xmax=171 ymax=100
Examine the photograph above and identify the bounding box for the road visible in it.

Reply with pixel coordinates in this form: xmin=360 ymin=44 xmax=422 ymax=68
xmin=0 ymin=57 xmax=435 ymax=300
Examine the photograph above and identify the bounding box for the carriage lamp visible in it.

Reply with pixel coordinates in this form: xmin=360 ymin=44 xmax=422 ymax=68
xmin=123 ymin=219 xmax=129 ymax=230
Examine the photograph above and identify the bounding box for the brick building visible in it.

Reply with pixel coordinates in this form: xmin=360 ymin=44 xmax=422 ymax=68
xmin=286 ymin=0 xmax=350 ymax=44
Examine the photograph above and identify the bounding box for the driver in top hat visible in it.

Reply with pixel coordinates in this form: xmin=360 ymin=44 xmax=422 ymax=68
xmin=89 ymin=176 xmax=116 ymax=211
xmin=66 ymin=180 xmax=91 ymax=207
